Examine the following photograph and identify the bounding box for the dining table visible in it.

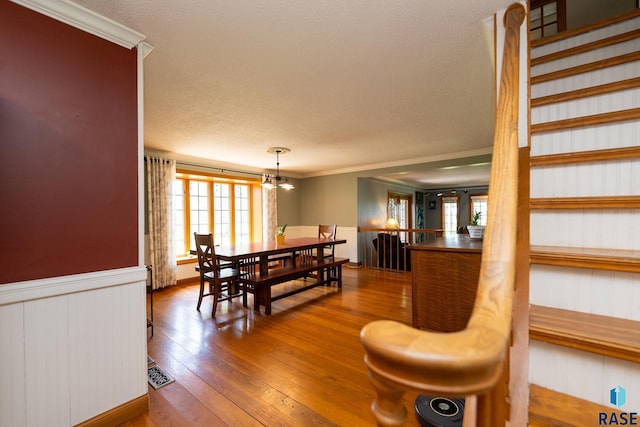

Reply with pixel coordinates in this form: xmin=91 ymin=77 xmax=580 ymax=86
xmin=215 ymin=236 xmax=346 ymax=272
xmin=214 ymin=236 xmax=348 ymax=314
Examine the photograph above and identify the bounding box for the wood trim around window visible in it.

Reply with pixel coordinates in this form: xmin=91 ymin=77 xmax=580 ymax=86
xmin=530 ymin=0 xmax=567 ymax=39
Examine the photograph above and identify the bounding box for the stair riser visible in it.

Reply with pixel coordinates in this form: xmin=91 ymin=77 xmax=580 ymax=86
xmin=531 ymin=210 xmax=640 ymax=250
xmin=530 ymin=265 xmax=640 ymax=320
xmin=532 ymin=17 xmax=640 ymax=60
xmin=530 ymin=341 xmax=640 ymax=410
xmin=531 ymin=121 xmax=639 ymax=156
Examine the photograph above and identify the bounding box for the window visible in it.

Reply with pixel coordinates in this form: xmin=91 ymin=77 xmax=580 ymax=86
xmin=470 ymin=194 xmax=488 ymax=226
xmin=189 ymin=180 xmax=210 ymax=249
xmin=387 ymin=192 xmax=412 ymax=229
xmin=530 ymin=0 xmax=566 ymax=41
xmin=213 ymin=183 xmax=231 ymax=246
xmin=441 ymin=196 xmax=459 ymax=234
xmin=173 ymin=171 xmax=259 ymax=257
xmin=234 ymin=184 xmax=250 ymax=243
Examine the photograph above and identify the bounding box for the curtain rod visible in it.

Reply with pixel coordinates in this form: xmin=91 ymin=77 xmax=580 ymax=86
xmin=174 ymin=160 xmax=264 ymax=178
xmin=421 ymin=185 xmax=489 ymax=193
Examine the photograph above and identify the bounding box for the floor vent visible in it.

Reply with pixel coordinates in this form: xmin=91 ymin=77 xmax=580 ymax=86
xmin=148 ymin=364 xmax=175 ymax=389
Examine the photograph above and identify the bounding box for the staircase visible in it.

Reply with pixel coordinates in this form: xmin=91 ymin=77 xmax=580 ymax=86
xmin=528 ymin=9 xmax=640 ymax=421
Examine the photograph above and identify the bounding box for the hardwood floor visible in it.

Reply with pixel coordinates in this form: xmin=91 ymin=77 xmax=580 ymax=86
xmin=123 ymin=266 xmax=423 ymax=426
xmin=121 ymin=266 xmax=614 ymax=426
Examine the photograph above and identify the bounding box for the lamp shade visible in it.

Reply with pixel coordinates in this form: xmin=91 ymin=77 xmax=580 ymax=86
xmin=263 ymin=147 xmax=294 ymax=190
xmin=262 ymin=175 xmax=275 ymax=189
xmin=278 ymin=177 xmax=294 ymax=190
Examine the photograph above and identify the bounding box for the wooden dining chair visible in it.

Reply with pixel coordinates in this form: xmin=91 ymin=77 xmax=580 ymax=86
xmin=301 ymin=224 xmax=338 ymax=280
xmin=318 ymin=224 xmax=337 ymax=258
xmin=194 ymin=233 xmax=243 ymax=316
xmin=319 ymin=224 xmax=339 ymax=281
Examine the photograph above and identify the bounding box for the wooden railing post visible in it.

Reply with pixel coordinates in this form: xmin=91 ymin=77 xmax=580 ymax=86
xmin=368 ymin=370 xmax=408 ymax=427
xmin=360 ymin=4 xmax=525 ymax=426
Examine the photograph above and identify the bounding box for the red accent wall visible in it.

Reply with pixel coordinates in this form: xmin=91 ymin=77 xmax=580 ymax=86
xmin=0 ymin=2 xmax=139 ymax=283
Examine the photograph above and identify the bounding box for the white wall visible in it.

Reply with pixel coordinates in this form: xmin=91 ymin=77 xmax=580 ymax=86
xmin=566 ymin=0 xmax=636 ymax=30
xmin=0 ymin=268 xmax=148 ymax=426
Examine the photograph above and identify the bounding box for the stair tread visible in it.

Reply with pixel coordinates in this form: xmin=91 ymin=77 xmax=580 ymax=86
xmin=529 ymin=384 xmax=623 ymax=426
xmin=530 ymin=195 xmax=640 ymax=209
xmin=530 ymin=305 xmax=640 ymax=362
xmin=532 ymin=51 xmax=640 ymax=85
xmin=531 ymin=107 xmax=640 ymax=134
xmin=530 ymin=146 xmax=640 ymax=166
xmin=531 ymin=77 xmax=640 ymax=107
xmin=531 ymin=245 xmax=640 ymax=261
xmin=530 ymin=245 xmax=640 ymax=273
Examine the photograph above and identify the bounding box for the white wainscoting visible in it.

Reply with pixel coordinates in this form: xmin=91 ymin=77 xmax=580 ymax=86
xmin=530 ymin=210 xmax=639 ymax=250
xmin=177 ymin=260 xmax=199 ymax=282
xmin=531 ymin=121 xmax=640 ymax=156
xmin=531 ymin=158 xmax=640 ymax=198
xmin=530 ymin=264 xmax=640 ymax=321
xmin=285 ymin=225 xmax=358 ymax=263
xmin=532 ymin=87 xmax=640 ymax=124
xmin=532 ymin=62 xmax=640 ymax=99
xmin=0 ymin=266 xmax=148 ymax=426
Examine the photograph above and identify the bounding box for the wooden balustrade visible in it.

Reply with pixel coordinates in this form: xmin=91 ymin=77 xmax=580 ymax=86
xmin=358 ymin=227 xmax=443 ymax=272
xmin=359 ymin=4 xmax=525 ymax=426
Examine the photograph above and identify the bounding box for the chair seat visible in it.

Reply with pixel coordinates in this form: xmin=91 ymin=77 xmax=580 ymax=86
xmin=203 ymin=268 xmax=239 ymax=281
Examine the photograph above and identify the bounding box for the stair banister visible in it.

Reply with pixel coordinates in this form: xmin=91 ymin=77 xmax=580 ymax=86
xmin=359 ymin=4 xmax=525 ymax=426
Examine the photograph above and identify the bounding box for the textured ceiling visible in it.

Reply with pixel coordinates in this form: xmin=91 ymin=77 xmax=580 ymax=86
xmin=71 ymin=0 xmax=515 ymax=188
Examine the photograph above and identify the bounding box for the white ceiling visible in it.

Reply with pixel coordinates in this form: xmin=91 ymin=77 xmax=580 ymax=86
xmin=71 ymin=0 xmax=515 ymax=188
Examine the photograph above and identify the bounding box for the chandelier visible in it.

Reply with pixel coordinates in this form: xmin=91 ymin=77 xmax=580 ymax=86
xmin=262 ymin=147 xmax=295 ymax=190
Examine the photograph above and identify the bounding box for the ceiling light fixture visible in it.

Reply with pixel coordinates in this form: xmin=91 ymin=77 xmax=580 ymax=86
xmin=263 ymin=147 xmax=295 ymax=190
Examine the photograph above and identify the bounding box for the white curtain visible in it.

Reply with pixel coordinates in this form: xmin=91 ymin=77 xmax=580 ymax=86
xmin=145 ymin=155 xmax=176 ymax=289
xmin=262 ymin=185 xmax=277 ymax=241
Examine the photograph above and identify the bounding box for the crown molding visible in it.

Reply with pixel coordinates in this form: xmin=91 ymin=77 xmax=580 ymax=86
xmin=304 ymin=146 xmax=494 ymax=178
xmin=10 ymin=0 xmax=146 ymax=49
xmin=139 ymin=41 xmax=154 ymax=58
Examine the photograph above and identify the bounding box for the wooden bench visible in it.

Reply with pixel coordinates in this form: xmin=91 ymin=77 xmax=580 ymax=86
xmin=241 ymin=256 xmax=349 ymax=314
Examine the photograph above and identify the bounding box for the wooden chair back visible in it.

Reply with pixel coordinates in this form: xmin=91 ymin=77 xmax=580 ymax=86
xmin=194 ymin=233 xmax=219 ymax=278
xmin=193 ymin=232 xmax=243 ymax=316
xmin=318 ymin=224 xmax=337 ymax=257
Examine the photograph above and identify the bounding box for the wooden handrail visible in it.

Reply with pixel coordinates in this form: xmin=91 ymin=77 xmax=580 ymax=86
xmin=359 ymin=4 xmax=525 ymax=426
